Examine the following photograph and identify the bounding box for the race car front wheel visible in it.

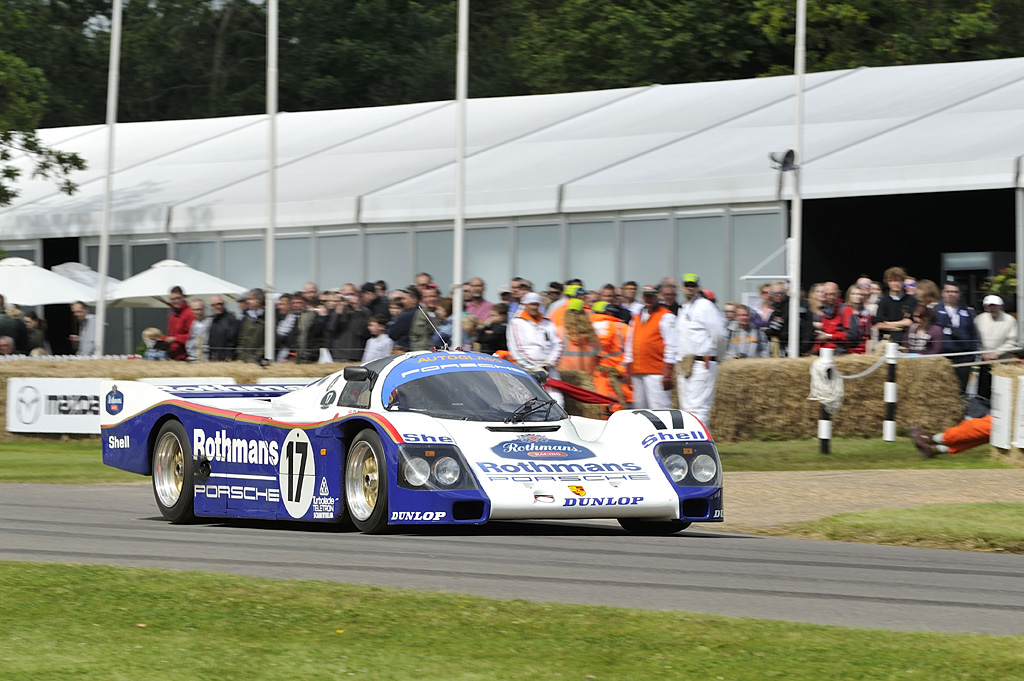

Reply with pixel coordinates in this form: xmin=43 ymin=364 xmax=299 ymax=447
xmin=152 ymin=420 xmax=195 ymax=524
xmin=617 ymin=518 xmax=691 ymax=535
xmin=344 ymin=430 xmax=390 ymax=534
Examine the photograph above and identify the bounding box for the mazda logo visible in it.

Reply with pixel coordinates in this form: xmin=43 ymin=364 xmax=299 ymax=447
xmin=16 ymin=386 xmax=42 ymax=425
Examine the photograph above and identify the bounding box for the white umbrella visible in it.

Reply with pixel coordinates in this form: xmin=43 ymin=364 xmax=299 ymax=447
xmin=108 ymin=259 xmax=248 ymax=308
xmin=0 ymin=257 xmax=99 ymax=306
xmin=52 ymin=261 xmax=122 ymax=290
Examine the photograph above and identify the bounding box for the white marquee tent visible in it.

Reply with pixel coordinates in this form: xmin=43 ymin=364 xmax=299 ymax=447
xmin=2 ymin=57 xmax=1023 ymax=240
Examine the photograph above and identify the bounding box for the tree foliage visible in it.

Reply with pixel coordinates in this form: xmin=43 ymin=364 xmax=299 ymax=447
xmin=0 ymin=49 xmax=86 ymax=207
xmin=751 ymin=0 xmax=1024 ymax=73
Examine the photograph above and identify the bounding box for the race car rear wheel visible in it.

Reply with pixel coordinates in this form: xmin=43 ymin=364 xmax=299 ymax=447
xmin=152 ymin=420 xmax=195 ymax=524
xmin=617 ymin=518 xmax=691 ymax=535
xmin=344 ymin=430 xmax=390 ymax=534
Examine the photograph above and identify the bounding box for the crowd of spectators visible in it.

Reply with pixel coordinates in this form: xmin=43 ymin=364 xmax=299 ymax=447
xmin=0 ymin=266 xmax=1018 ymax=411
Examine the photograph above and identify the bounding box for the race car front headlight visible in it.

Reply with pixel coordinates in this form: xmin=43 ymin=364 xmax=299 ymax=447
xmin=433 ymin=457 xmax=461 ymax=486
xmin=691 ymin=454 xmax=717 ymax=483
xmin=662 ymin=454 xmax=688 ymax=483
xmin=403 ymin=457 xmax=431 ymax=487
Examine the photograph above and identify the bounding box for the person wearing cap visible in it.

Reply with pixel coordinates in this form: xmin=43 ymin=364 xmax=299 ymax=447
xmin=675 ymin=273 xmax=727 ymax=424
xmin=547 ymin=283 xmax=585 ymax=327
xmin=624 ymin=285 xmax=677 ymax=409
xmin=360 ymin=281 xmax=390 ymax=318
xmin=507 ymin=291 xmax=565 ymax=405
xmin=934 ymin=281 xmax=978 ymax=394
xmin=590 ymin=300 xmax=632 ymax=413
xmin=976 ymin=293 xmax=1018 ymax=400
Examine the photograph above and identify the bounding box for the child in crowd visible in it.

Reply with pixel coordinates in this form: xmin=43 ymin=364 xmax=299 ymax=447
xmin=137 ymin=327 xmax=170 ymax=360
xmin=362 ymin=314 xmax=395 ymax=362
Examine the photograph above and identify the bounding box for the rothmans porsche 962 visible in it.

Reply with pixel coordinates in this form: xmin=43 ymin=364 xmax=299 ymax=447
xmin=102 ymin=350 xmax=723 ymax=534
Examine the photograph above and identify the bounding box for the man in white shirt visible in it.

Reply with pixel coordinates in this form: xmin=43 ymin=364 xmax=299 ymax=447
xmin=507 ymin=291 xmax=564 ymax=405
xmin=675 ymin=273 xmax=726 ymax=424
xmin=976 ymin=294 xmax=1018 ymax=400
xmin=70 ymin=301 xmax=96 ymax=356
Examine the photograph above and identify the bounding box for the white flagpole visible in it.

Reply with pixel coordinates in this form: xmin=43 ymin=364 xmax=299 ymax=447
xmin=451 ymin=0 xmax=469 ymax=350
xmin=95 ymin=0 xmax=123 ymax=356
xmin=787 ymin=0 xmax=806 ymax=359
xmin=264 ymin=0 xmax=278 ymax=363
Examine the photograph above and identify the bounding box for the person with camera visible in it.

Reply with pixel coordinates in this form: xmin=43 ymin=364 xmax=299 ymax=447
xmin=326 ymin=283 xmax=371 ymax=361
xmin=763 ymin=282 xmax=814 ymax=357
xmin=934 ymin=281 xmax=978 ymax=394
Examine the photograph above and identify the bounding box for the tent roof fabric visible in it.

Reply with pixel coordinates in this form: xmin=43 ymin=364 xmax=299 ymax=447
xmin=3 ymin=58 xmax=1024 ymax=239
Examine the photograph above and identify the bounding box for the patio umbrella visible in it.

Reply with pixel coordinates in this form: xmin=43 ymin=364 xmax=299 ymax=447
xmin=52 ymin=261 xmax=122 ymax=290
xmin=107 ymin=259 xmax=248 ymax=308
xmin=0 ymin=257 xmax=99 ymax=306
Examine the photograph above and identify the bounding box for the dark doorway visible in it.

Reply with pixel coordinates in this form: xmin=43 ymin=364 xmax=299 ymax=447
xmin=42 ymin=237 xmax=80 ymax=355
xmin=801 ymin=189 xmax=1015 ymax=289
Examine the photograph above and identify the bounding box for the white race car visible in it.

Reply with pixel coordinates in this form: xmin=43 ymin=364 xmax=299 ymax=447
xmin=102 ymin=351 xmax=722 ymax=534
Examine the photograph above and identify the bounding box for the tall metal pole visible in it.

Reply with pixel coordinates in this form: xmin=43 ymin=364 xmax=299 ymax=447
xmin=1016 ymin=156 xmax=1023 ymax=342
xmin=95 ymin=0 xmax=123 ymax=357
xmin=264 ymin=0 xmax=278 ymax=362
xmin=451 ymin=0 xmax=469 ymax=350
xmin=787 ymin=0 xmax=806 ymax=359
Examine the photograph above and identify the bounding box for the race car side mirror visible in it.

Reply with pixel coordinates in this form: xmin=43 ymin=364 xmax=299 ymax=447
xmin=343 ymin=366 xmax=375 ymax=382
xmin=530 ymin=369 xmax=548 ymax=385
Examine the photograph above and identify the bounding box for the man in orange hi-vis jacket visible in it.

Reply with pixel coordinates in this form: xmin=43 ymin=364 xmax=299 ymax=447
xmin=590 ymin=300 xmax=632 ymax=413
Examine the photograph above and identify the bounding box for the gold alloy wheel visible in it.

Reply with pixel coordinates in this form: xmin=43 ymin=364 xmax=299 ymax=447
xmin=153 ymin=431 xmax=184 ymax=509
xmin=345 ymin=440 xmax=379 ymax=521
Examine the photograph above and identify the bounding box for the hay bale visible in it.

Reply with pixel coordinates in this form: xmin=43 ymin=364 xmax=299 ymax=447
xmin=709 ymin=354 xmax=963 ymax=441
xmin=557 ymin=369 xmax=602 ymax=420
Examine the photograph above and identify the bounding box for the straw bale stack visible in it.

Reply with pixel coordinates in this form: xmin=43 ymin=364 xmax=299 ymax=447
xmin=708 ymin=354 xmax=963 ymax=441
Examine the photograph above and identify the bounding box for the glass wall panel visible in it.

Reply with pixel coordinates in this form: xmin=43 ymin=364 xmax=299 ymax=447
xmin=130 ymin=243 xmax=169 ymax=355
xmin=366 ymin=232 xmax=411 ymax=292
xmin=274 ymin=237 xmax=311 ymax=295
xmin=568 ymin=221 xmax=616 ymax=291
xmin=416 ymin=230 xmax=453 ymax=295
xmin=224 ymin=240 xmax=263 ymax=291
xmin=732 ymin=212 xmax=785 ymax=305
xmin=317 ymin=234 xmax=361 ymax=290
xmin=515 ymin=224 xmax=560 ymax=291
xmin=176 ymin=242 xmax=217 ymax=279
xmin=622 ymin=218 xmax=671 ymax=288
xmin=3 ymin=248 xmax=36 ymax=261
xmin=466 ymin=226 xmax=510 ymax=304
xmin=676 ymin=215 xmax=726 ymax=302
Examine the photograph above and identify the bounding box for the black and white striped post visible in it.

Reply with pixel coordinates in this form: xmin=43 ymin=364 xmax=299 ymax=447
xmin=818 ymin=347 xmax=833 ymax=454
xmin=883 ymin=341 xmax=899 ymax=441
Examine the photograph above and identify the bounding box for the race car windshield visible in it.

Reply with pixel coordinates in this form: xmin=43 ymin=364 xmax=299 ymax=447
xmin=385 ymin=370 xmax=568 ymax=422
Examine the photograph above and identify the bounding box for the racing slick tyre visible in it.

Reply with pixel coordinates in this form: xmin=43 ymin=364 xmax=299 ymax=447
xmin=344 ymin=429 xmax=390 ymax=534
xmin=617 ymin=518 xmax=691 ymax=536
xmin=152 ymin=420 xmax=195 ymax=524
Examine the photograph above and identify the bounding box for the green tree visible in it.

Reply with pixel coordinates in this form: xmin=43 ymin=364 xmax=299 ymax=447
xmin=0 ymin=49 xmax=86 ymax=207
xmin=506 ymin=0 xmax=781 ymax=93
xmin=751 ymin=0 xmax=1024 ymax=73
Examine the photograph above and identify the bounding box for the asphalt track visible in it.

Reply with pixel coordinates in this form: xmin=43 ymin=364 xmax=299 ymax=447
xmin=2 ymin=483 xmax=1023 ymax=635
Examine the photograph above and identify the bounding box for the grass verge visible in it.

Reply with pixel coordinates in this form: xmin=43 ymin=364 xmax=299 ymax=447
xmin=2 ymin=562 xmax=1023 ymax=681
xmin=718 ymin=436 xmax=1008 ymax=471
xmin=0 ymin=440 xmax=140 ymax=484
xmin=766 ymin=502 xmax=1024 ymax=553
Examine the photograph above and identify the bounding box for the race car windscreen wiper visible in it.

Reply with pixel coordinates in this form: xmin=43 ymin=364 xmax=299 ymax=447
xmin=504 ymin=396 xmax=558 ymax=424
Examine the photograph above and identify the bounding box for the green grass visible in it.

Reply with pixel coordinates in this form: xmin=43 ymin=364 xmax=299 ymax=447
xmin=1 ymin=562 xmax=1022 ymax=681
xmin=0 ymin=439 xmax=141 ymax=484
xmin=718 ymin=436 xmax=1009 ymax=471
xmin=773 ymin=503 xmax=1024 ymax=553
